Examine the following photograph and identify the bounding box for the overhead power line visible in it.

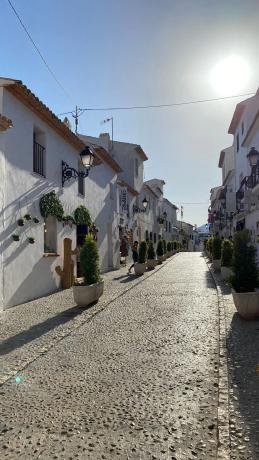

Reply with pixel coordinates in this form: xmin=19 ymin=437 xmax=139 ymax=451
xmin=7 ymin=0 xmax=73 ymax=102
xmin=57 ymin=91 xmax=255 ymax=116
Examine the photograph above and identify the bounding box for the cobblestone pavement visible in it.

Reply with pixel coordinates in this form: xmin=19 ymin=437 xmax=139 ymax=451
xmin=212 ymin=270 xmax=259 ymax=460
xmin=0 ymin=253 xmax=220 ymax=459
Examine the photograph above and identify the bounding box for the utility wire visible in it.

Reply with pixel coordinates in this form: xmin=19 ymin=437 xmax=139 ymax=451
xmin=7 ymin=0 xmax=73 ymax=102
xmin=57 ymin=91 xmax=255 ymax=116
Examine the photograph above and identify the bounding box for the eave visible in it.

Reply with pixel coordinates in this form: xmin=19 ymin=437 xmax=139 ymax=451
xmin=117 ymin=179 xmax=139 ymax=197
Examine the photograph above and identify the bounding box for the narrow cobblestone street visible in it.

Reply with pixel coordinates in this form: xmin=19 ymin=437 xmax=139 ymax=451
xmin=1 ymin=253 xmax=220 ymax=459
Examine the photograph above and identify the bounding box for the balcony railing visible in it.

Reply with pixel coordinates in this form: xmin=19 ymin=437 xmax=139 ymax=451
xmin=33 ymin=141 xmax=45 ymax=176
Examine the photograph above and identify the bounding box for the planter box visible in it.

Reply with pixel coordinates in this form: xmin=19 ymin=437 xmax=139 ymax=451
xmin=221 ymin=266 xmax=233 ymax=281
xmin=157 ymin=255 xmax=163 ymax=264
xmin=73 ymin=280 xmax=104 ymax=307
xmin=232 ymin=289 xmax=259 ymax=320
xmin=212 ymin=259 xmax=221 ymax=272
xmin=147 ymin=259 xmax=156 ymax=270
xmin=134 ymin=262 xmax=146 ymax=276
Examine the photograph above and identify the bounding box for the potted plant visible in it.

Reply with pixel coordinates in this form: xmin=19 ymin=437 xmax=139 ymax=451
xmin=12 ymin=234 xmax=20 ymax=241
xmin=221 ymin=239 xmax=233 ymax=280
xmin=172 ymin=240 xmax=177 ymax=254
xmin=73 ymin=235 xmax=104 ymax=306
xmin=212 ymin=236 xmax=221 ymax=271
xmin=147 ymin=241 xmax=156 ymax=270
xmin=156 ymin=239 xmax=164 ymax=264
xmin=162 ymin=239 xmax=167 ymax=260
xmin=230 ymin=230 xmax=259 ymax=319
xmin=166 ymin=241 xmax=172 ymax=257
xmin=24 ymin=214 xmax=32 ymax=221
xmin=28 ymin=237 xmax=35 ymax=244
xmin=207 ymin=237 xmax=213 ymax=260
xmin=17 ymin=218 xmax=25 ymax=227
xmin=134 ymin=241 xmax=147 ymax=275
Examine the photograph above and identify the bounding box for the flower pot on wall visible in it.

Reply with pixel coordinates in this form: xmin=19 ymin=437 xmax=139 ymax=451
xmin=73 ymin=280 xmax=104 ymax=307
xmin=134 ymin=262 xmax=146 ymax=276
xmin=232 ymin=289 xmax=259 ymax=320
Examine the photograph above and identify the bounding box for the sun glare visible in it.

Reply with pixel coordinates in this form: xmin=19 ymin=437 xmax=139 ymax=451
xmin=210 ymin=55 xmax=250 ymax=96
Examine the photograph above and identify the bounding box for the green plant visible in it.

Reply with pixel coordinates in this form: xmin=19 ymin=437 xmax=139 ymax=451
xmin=162 ymin=239 xmax=166 ymax=254
xmin=138 ymin=241 xmax=147 ymax=263
xmin=17 ymin=218 xmax=25 ymax=227
xmin=157 ymin=240 xmax=164 ymax=256
xmin=231 ymin=230 xmax=258 ymax=293
xmin=12 ymin=234 xmax=20 ymax=241
xmin=147 ymin=241 xmax=155 ymax=260
xmin=80 ymin=235 xmax=100 ymax=285
xmin=212 ymin=236 xmax=222 ymax=260
xmin=63 ymin=215 xmax=75 ymax=224
xmin=39 ymin=191 xmax=64 ymax=221
xmin=28 ymin=237 xmax=35 ymax=244
xmin=74 ymin=206 xmax=92 ymax=226
xmin=221 ymin=239 xmax=233 ymax=267
xmin=24 ymin=214 xmax=32 ymax=221
xmin=167 ymin=241 xmax=172 ymax=252
xmin=207 ymin=237 xmax=213 ymax=255
xmin=173 ymin=240 xmax=178 ymax=251
xmin=204 ymin=239 xmax=208 ymax=251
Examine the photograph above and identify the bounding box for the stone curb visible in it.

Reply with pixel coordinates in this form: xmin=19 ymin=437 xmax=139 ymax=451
xmin=204 ymin=255 xmax=230 ymax=460
xmin=0 ymin=254 xmax=179 ymax=387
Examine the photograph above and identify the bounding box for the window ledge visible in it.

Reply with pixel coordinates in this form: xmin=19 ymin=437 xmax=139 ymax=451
xmin=43 ymin=253 xmax=60 ymax=258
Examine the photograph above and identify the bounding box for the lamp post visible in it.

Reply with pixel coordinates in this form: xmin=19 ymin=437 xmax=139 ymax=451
xmin=62 ymin=146 xmax=95 ymax=187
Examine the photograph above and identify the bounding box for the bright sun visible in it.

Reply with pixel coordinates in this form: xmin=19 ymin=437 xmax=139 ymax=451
xmin=210 ymin=55 xmax=250 ymax=95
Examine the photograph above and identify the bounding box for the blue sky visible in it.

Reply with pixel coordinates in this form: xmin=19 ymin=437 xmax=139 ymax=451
xmin=1 ymin=0 xmax=259 ymax=225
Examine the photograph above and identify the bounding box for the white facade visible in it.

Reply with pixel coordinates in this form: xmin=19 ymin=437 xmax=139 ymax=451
xmin=163 ymin=198 xmax=178 ymax=242
xmin=0 ymin=79 xmax=120 ymax=310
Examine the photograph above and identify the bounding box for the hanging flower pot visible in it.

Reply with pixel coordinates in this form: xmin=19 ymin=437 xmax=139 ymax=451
xmin=33 ymin=217 xmax=40 ymax=224
xmin=24 ymin=214 xmax=32 ymax=221
xmin=17 ymin=218 xmax=25 ymax=227
xmin=12 ymin=234 xmax=20 ymax=241
xmin=28 ymin=237 xmax=35 ymax=244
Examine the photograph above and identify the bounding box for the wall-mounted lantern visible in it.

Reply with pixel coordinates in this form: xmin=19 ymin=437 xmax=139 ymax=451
xmin=62 ymin=146 xmax=95 ymax=187
xmin=133 ymin=197 xmax=149 ymax=214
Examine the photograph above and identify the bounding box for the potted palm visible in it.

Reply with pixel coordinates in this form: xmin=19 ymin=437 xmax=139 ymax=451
xmin=73 ymin=235 xmax=104 ymax=306
xmin=134 ymin=241 xmax=147 ymax=275
xmin=212 ymin=236 xmax=221 ymax=271
xmin=147 ymin=241 xmax=156 ymax=270
xmin=221 ymin=239 xmax=233 ymax=280
xmin=230 ymin=230 xmax=259 ymax=319
xmin=157 ymin=240 xmax=164 ymax=264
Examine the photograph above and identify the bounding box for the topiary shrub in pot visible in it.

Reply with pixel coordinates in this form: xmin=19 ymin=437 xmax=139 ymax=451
xmin=212 ymin=236 xmax=221 ymax=271
xmin=162 ymin=239 xmax=167 ymax=260
xmin=156 ymin=239 xmax=164 ymax=264
xmin=207 ymin=237 xmax=214 ymax=259
xmin=73 ymin=235 xmax=104 ymax=307
xmin=134 ymin=241 xmax=147 ymax=275
xmin=221 ymin=239 xmax=233 ymax=280
xmin=230 ymin=229 xmax=259 ymax=319
xmin=167 ymin=241 xmax=172 ymax=257
xmin=147 ymin=241 xmax=156 ymax=270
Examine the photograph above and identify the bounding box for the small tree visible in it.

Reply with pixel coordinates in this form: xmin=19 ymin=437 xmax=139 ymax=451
xmin=162 ymin=239 xmax=167 ymax=254
xmin=231 ymin=230 xmax=258 ymax=293
xmin=147 ymin=241 xmax=155 ymax=260
xmin=212 ymin=236 xmax=221 ymax=260
xmin=207 ymin=237 xmax=213 ymax=255
xmin=167 ymin=241 xmax=172 ymax=252
xmin=157 ymin=240 xmax=164 ymax=256
xmin=80 ymin=236 xmax=100 ymax=285
xmin=221 ymin=239 xmax=233 ymax=267
xmin=138 ymin=241 xmax=147 ymax=263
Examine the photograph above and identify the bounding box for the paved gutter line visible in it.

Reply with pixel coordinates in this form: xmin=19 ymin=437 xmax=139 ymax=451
xmin=0 ymin=254 xmax=179 ymax=387
xmin=204 ymin=255 xmax=230 ymax=460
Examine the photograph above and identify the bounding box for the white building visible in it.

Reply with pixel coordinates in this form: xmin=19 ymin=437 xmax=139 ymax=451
xmin=163 ymin=198 xmax=178 ymax=242
xmin=216 ymin=146 xmax=236 ymax=237
xmin=0 ymin=78 xmax=120 ymax=310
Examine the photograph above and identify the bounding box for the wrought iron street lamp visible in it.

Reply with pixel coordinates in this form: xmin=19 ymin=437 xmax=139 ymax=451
xmin=133 ymin=197 xmax=149 ymax=214
xmin=62 ymin=146 xmax=95 ymax=187
xmin=247 ymin=147 xmax=259 ymax=167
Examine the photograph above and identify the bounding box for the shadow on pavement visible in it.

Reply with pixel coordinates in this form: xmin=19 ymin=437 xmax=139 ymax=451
xmin=0 ymin=305 xmax=88 ymax=356
xmin=227 ymin=312 xmax=259 ymax=456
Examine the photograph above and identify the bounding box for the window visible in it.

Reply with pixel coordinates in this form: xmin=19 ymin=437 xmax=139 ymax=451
xmin=154 ymin=233 xmax=157 ymax=244
xmin=145 ymin=230 xmax=149 ymax=241
xmin=135 ymin=158 xmax=139 ymax=177
xmin=33 ymin=129 xmax=46 ymax=176
xmin=169 ymin=222 xmax=171 ymax=232
xmin=78 ymin=161 xmax=85 ymax=196
xmin=165 ymin=220 xmax=168 ymax=232
xmin=242 ymin=121 xmax=244 ymax=135
xmin=44 ymin=216 xmax=57 ymax=253
xmin=149 ymin=232 xmax=153 ymax=241
xmin=236 ymin=133 xmax=240 ymax=152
